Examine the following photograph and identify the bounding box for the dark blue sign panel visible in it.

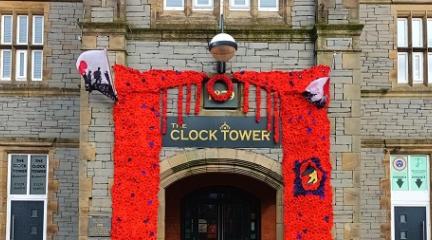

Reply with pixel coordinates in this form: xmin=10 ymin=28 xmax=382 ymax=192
xmin=162 ymin=116 xmax=280 ymax=148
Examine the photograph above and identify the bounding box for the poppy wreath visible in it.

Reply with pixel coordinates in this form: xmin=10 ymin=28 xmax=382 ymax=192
xmin=112 ymin=65 xmax=332 ymax=240
xmin=206 ymin=74 xmax=234 ymax=102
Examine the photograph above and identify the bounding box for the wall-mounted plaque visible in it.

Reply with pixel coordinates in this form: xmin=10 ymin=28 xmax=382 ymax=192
xmin=203 ymin=82 xmax=239 ymax=109
xmin=409 ymin=156 xmax=428 ymax=191
xmin=391 ymin=156 xmax=408 ymax=191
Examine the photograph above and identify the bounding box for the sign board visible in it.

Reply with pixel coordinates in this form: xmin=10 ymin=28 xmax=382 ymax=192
xmin=391 ymin=155 xmax=429 ymax=192
xmin=203 ymin=82 xmax=239 ymax=109
xmin=10 ymin=155 xmax=28 ymax=194
xmin=409 ymin=156 xmax=428 ymax=191
xmin=30 ymin=155 xmax=47 ymax=194
xmin=162 ymin=116 xmax=280 ymax=148
xmin=391 ymin=156 xmax=409 ymax=191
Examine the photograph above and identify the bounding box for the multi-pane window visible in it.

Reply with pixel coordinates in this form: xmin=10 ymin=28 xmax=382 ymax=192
xmin=6 ymin=154 xmax=48 ymax=240
xmin=164 ymin=0 xmax=278 ymax=11
xmin=0 ymin=14 xmax=44 ymax=82
xmin=397 ymin=17 xmax=432 ymax=85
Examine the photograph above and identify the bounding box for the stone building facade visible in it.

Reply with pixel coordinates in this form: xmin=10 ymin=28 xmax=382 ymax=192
xmin=0 ymin=0 xmax=431 ymax=240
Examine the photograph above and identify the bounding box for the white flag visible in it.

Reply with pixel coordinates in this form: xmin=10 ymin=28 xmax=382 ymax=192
xmin=76 ymin=49 xmax=117 ymax=100
xmin=303 ymin=77 xmax=329 ymax=108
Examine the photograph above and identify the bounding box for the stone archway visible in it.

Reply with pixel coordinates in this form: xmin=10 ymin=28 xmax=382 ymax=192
xmin=158 ymin=148 xmax=284 ymax=240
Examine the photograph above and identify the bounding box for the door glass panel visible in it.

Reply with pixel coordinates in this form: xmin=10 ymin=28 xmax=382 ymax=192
xmin=10 ymin=155 xmax=28 ymax=194
xmin=400 ymin=214 xmax=406 ymax=223
xmin=400 ymin=231 xmax=407 ymax=239
xmin=182 ymin=187 xmax=260 ymax=240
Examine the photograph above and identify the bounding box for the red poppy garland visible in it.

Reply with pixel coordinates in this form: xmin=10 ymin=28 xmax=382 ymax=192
xmin=206 ymin=74 xmax=234 ymax=102
xmin=112 ymin=65 xmax=332 ymax=240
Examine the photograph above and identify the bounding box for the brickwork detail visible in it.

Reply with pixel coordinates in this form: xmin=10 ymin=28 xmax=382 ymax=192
xmin=360 ymin=4 xmax=393 ymax=90
xmin=47 ymin=2 xmax=83 ymax=88
xmin=360 ymin=148 xmax=387 ymax=240
xmin=0 ymin=96 xmax=79 ymax=139
xmin=361 ymin=99 xmax=432 ymax=138
xmin=53 ymin=148 xmax=79 ymax=240
xmin=292 ymin=0 xmax=316 ymax=28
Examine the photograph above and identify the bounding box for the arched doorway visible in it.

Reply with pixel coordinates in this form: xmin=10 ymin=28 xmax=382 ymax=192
xmin=165 ymin=173 xmax=277 ymax=240
xmin=182 ymin=186 xmax=260 ymax=240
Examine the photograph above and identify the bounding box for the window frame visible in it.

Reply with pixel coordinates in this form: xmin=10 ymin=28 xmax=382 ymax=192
xmin=15 ymin=50 xmax=27 ymax=81
xmin=258 ymin=0 xmax=278 ymax=11
xmin=229 ymin=0 xmax=250 ymax=11
xmin=397 ymin=15 xmax=432 ymax=86
xmin=164 ymin=0 xmax=184 ymax=11
xmin=31 ymin=50 xmax=43 ymax=81
xmin=0 ymin=49 xmax=12 ymax=81
xmin=16 ymin=15 xmax=29 ymax=45
xmin=192 ymin=0 xmax=213 ymax=11
xmin=5 ymin=153 xmax=49 ymax=240
xmin=0 ymin=13 xmax=44 ymax=83
xmin=1 ymin=15 xmax=13 ymax=45
xmin=32 ymin=15 xmax=44 ymax=46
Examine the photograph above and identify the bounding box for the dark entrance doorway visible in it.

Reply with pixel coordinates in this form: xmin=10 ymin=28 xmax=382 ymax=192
xmin=394 ymin=206 xmax=427 ymax=240
xmin=182 ymin=186 xmax=260 ymax=240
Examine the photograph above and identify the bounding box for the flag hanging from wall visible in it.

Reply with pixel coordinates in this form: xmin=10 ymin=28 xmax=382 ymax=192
xmin=76 ymin=49 xmax=117 ymax=100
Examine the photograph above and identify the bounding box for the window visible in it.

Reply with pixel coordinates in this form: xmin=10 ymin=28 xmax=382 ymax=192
xmin=230 ymin=0 xmax=250 ymax=10
xmin=15 ymin=50 xmax=27 ymax=81
xmin=1 ymin=15 xmax=12 ymax=44
xmin=193 ymin=0 xmax=213 ymax=10
xmin=6 ymin=154 xmax=48 ymax=240
xmin=165 ymin=0 xmax=184 ymax=10
xmin=1 ymin=49 xmax=12 ymax=81
xmin=258 ymin=0 xmax=278 ymax=11
xmin=0 ymin=14 xmax=44 ymax=82
xmin=16 ymin=15 xmax=28 ymax=45
xmin=397 ymin=17 xmax=432 ymax=85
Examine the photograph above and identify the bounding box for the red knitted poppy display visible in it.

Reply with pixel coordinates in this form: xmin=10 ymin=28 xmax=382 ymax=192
xmin=112 ymin=65 xmax=332 ymax=240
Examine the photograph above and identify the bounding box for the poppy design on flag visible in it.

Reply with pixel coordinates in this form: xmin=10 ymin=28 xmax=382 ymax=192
xmin=76 ymin=49 xmax=117 ymax=100
xmin=294 ymin=157 xmax=326 ymax=198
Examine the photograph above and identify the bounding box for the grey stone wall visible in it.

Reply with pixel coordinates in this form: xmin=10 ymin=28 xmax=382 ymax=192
xmin=87 ymin=94 xmax=114 ymax=216
xmin=292 ymin=0 xmax=316 ymax=28
xmin=47 ymin=2 xmax=83 ymax=89
xmin=127 ymin=41 xmax=314 ymax=72
xmin=360 ymin=148 xmax=386 ymax=240
xmin=361 ymin=99 xmax=432 ymax=138
xmin=360 ymin=4 xmax=393 ymax=90
xmin=126 ymin=0 xmax=151 ymax=28
xmin=0 ymin=96 xmax=79 ymax=139
xmin=53 ymin=148 xmax=79 ymax=240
